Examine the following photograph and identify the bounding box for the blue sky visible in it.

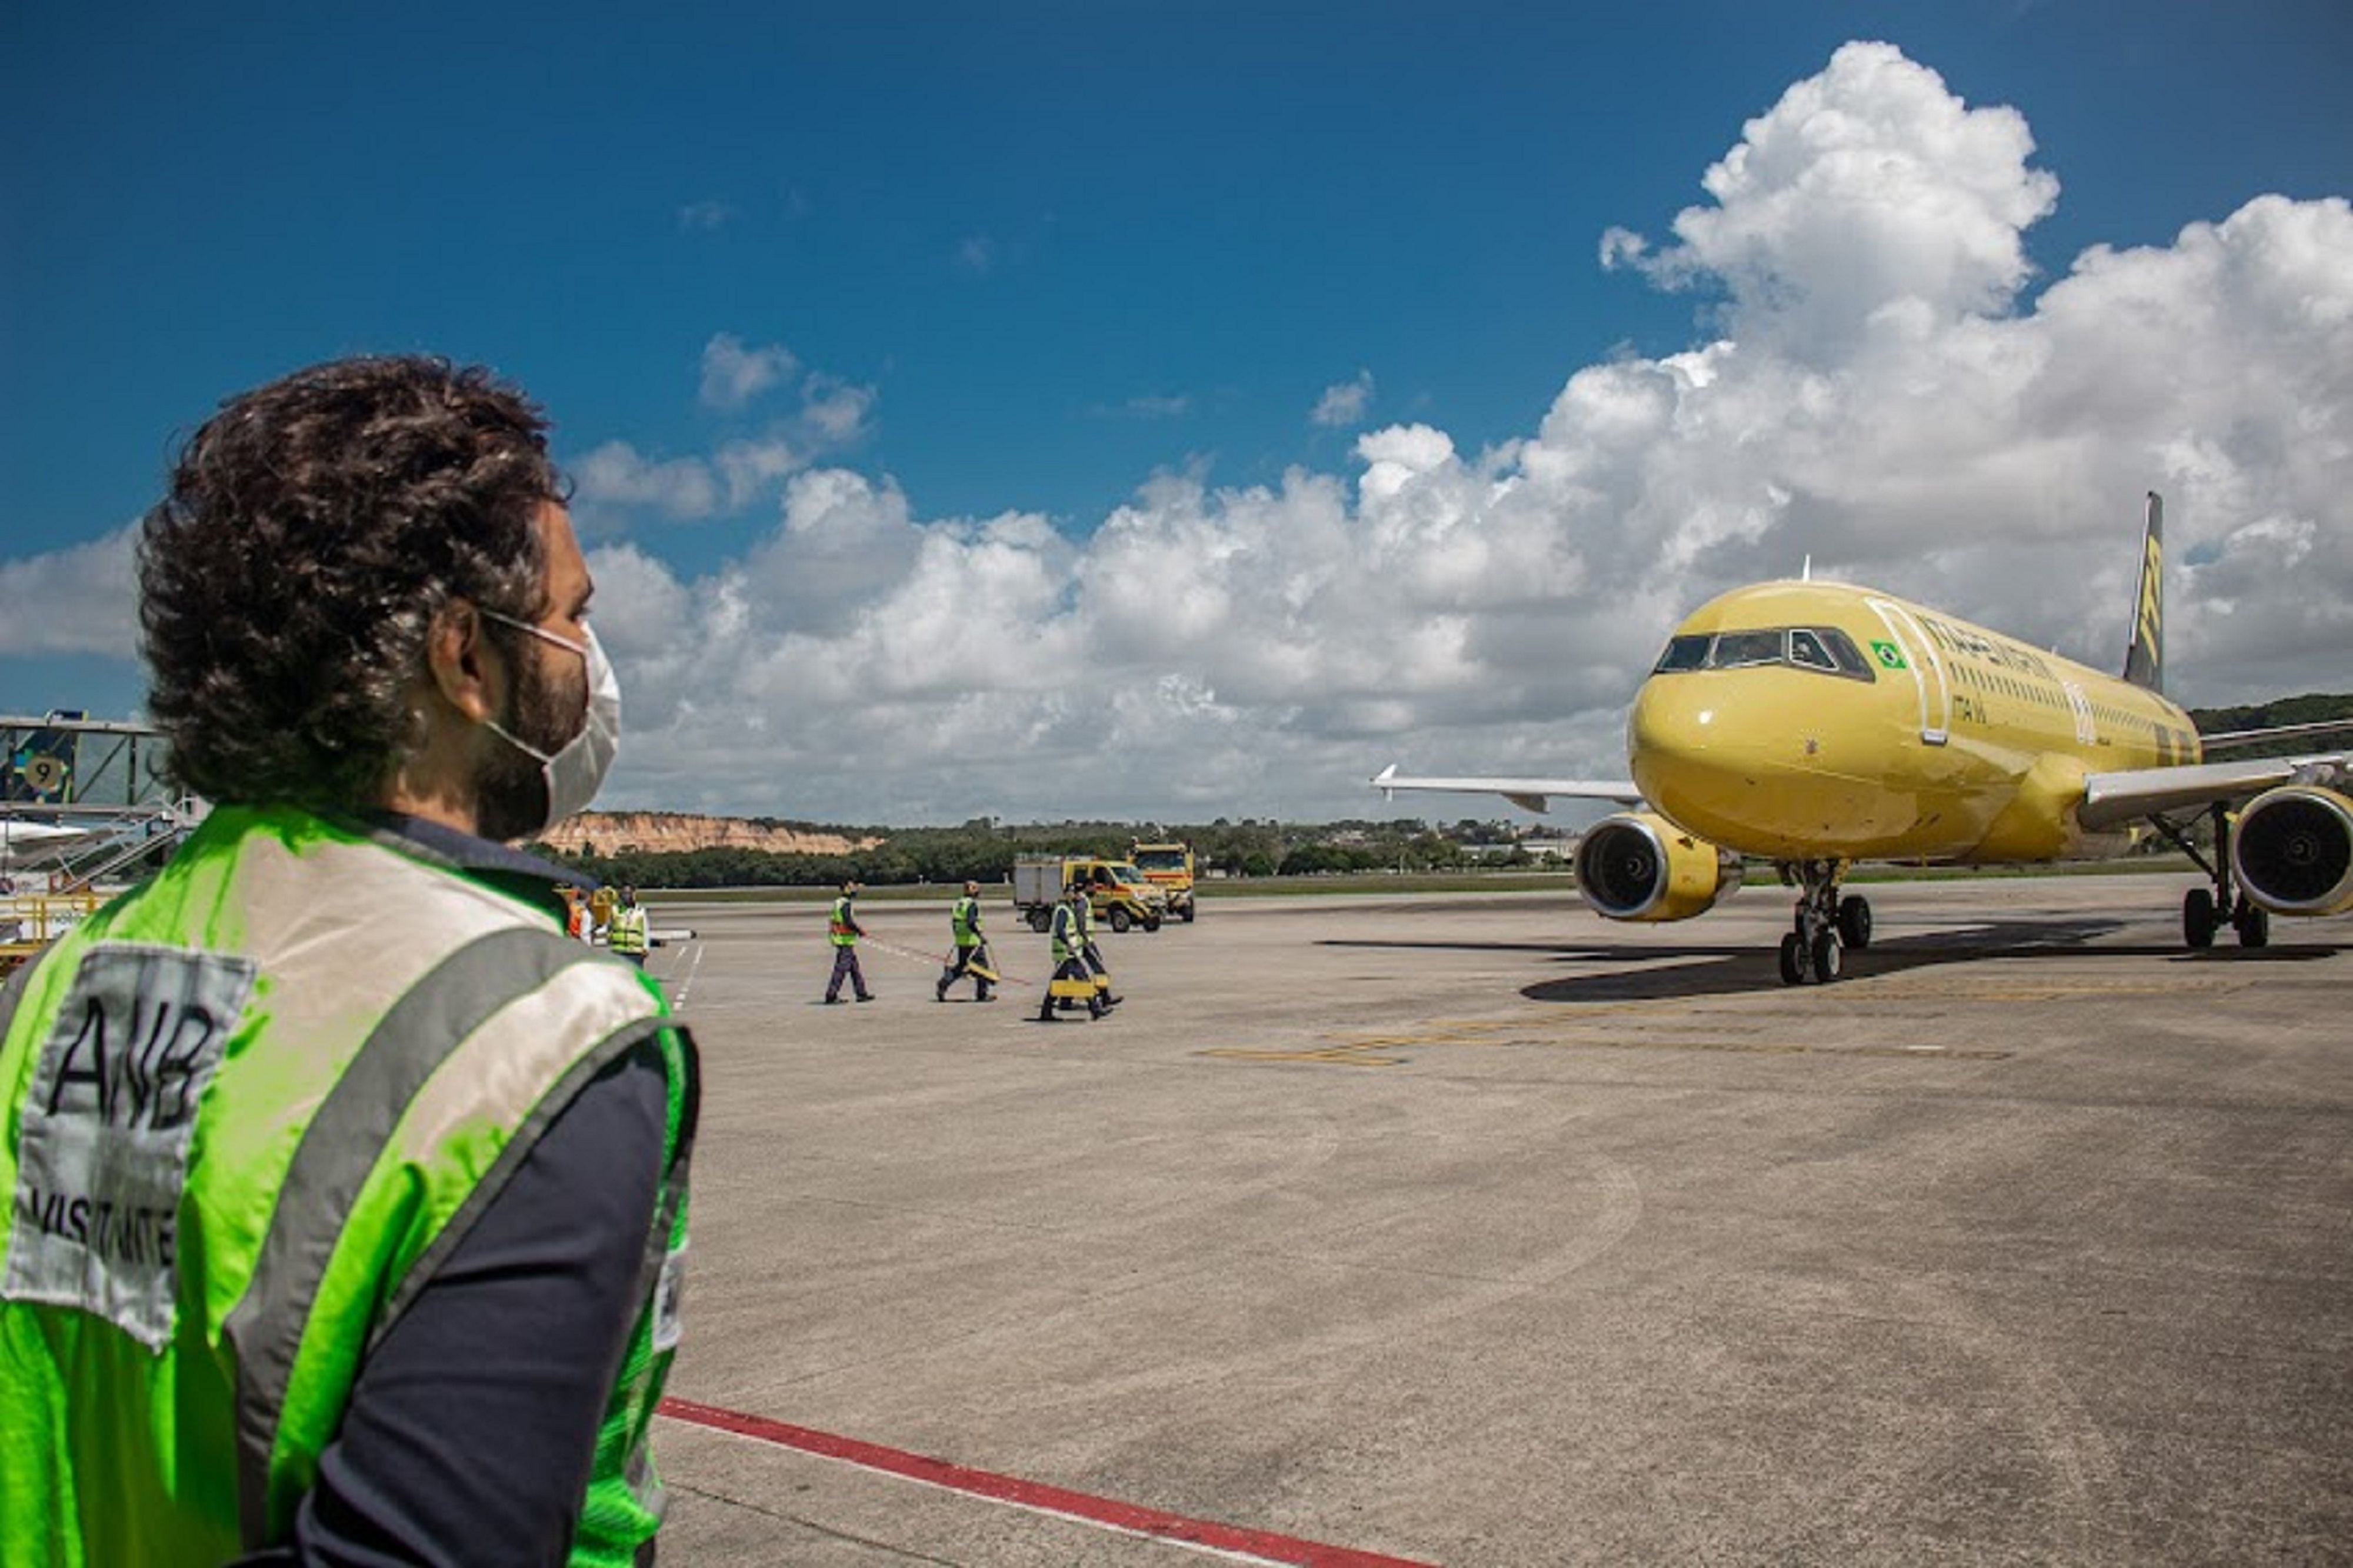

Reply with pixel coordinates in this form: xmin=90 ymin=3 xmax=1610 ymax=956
xmin=4 ymin=2 xmax=2349 ymax=823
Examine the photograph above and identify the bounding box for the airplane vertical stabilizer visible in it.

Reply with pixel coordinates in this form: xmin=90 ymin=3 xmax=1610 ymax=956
xmin=2123 ymin=491 xmax=2164 ymax=693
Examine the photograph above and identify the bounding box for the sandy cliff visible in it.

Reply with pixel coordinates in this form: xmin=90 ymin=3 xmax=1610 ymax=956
xmin=539 ymin=811 xmax=879 ymax=857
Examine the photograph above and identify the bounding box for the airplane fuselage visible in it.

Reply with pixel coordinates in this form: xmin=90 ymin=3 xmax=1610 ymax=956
xmin=1629 ymin=581 xmax=2201 ymax=865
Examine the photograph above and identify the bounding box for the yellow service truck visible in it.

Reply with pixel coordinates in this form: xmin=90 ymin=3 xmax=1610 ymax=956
xmin=1012 ymin=855 xmax=1166 ymax=933
xmin=1128 ymin=840 xmax=1198 ymax=922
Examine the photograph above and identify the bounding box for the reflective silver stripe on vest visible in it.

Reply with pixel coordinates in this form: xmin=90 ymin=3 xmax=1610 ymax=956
xmin=371 ymin=1011 xmax=681 ymax=1343
xmin=223 ymin=926 xmax=620 ymax=1546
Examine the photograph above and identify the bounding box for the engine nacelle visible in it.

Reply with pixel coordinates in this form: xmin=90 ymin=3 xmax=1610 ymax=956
xmin=1574 ymin=812 xmax=1745 ymax=922
xmin=2233 ymin=786 xmax=2353 ymax=917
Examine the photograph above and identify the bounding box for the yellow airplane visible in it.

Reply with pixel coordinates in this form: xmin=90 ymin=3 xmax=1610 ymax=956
xmin=1375 ymin=495 xmax=2352 ymax=983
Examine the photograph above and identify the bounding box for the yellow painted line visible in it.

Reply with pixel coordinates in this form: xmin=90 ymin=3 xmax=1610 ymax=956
xmin=1544 ymin=1037 xmax=2014 ymax=1060
xmin=1863 ymin=976 xmax=2252 ymax=999
xmin=1202 ymin=1012 xmax=2016 ymax=1065
xmin=1198 ymin=1045 xmax=1408 ymax=1067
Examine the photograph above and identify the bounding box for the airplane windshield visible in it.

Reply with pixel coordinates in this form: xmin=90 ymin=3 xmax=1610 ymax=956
xmin=1712 ymin=631 xmax=1785 ymax=668
xmin=1650 ymin=626 xmax=1874 ymax=681
xmin=1655 ymin=636 xmax=1711 ymax=672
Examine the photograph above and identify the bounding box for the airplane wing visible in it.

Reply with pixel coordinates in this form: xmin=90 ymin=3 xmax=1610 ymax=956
xmin=1371 ymin=763 xmax=1645 ymax=816
xmin=2079 ymin=752 xmax=2352 ymax=832
xmin=0 ymin=819 xmax=93 ymax=869
xmin=2199 ymin=719 xmax=2353 ymax=753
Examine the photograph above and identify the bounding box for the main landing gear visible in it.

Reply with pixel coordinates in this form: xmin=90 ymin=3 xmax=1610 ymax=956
xmin=1776 ymin=858 xmax=1871 ymax=985
xmin=2151 ymin=805 xmax=2269 ymax=950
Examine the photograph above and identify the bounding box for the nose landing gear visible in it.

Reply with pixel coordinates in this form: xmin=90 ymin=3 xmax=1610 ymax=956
xmin=1777 ymin=859 xmax=1869 ymax=984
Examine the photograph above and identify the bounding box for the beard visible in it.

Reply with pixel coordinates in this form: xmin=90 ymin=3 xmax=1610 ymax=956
xmin=475 ymin=640 xmax=587 ymax=844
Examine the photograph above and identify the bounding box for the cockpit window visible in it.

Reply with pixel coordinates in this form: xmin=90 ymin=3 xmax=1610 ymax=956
xmin=1813 ymin=627 xmax=1872 ymax=677
xmin=1653 ymin=635 xmax=1711 ymax=673
xmin=1649 ymin=626 xmax=1876 ymax=681
xmin=1788 ymin=629 xmax=1838 ymax=672
xmin=1711 ymin=630 xmax=1785 ymax=668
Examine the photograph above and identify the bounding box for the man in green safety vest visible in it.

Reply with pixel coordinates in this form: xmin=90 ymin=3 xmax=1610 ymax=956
xmin=1074 ymin=877 xmax=1122 ymax=1009
xmin=824 ymin=878 xmax=875 ymax=1003
xmin=608 ymin=885 xmax=651 ymax=968
xmin=0 ymin=356 xmax=698 ymax=1566
xmin=1039 ymin=886 xmax=1106 ymax=1022
xmin=936 ymin=879 xmax=995 ymax=1002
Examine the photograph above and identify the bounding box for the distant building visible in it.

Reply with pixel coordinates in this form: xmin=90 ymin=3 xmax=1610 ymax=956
xmin=1461 ymin=833 xmax=1581 ymax=863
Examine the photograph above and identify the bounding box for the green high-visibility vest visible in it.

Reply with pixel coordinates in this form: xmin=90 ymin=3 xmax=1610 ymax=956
xmin=1049 ymin=900 xmax=1084 ymax=962
xmin=828 ymin=896 xmax=859 ymax=946
xmin=949 ymin=896 xmax=982 ymax=948
xmin=608 ymin=903 xmax=650 ymax=956
xmin=0 ymin=803 xmax=696 ymax=1566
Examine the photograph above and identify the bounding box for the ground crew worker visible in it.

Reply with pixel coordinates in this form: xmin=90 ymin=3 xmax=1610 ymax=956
xmin=825 ymin=877 xmax=875 ymax=1003
xmin=0 ymin=355 xmax=696 ymax=1565
xmin=588 ymin=883 xmax=619 ymax=943
xmin=1040 ymin=885 xmax=1104 ymax=1022
xmin=608 ymin=885 xmax=651 ymax=968
xmin=936 ymin=879 xmax=995 ymax=1002
xmin=1075 ymin=878 xmax=1122 ymax=1008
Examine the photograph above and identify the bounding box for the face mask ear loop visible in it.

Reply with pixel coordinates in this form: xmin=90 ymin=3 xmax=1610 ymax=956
xmin=476 ymin=609 xmax=566 ymax=765
xmin=479 ymin=606 xmax=588 ymax=659
xmin=482 ymin=716 xmax=555 ymax=766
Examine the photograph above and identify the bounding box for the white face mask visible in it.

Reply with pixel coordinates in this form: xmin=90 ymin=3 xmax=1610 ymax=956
xmin=479 ymin=610 xmax=622 ymax=831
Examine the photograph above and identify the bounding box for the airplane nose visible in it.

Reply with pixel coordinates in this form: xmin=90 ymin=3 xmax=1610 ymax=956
xmin=1628 ymin=678 xmax=1791 ymax=842
xmin=1628 ymin=680 xmax=1725 ymax=772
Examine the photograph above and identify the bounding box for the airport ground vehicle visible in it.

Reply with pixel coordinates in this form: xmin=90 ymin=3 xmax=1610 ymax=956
xmin=1011 ymin=856 xmax=1166 ymax=933
xmin=1128 ymin=840 xmax=1198 ymax=922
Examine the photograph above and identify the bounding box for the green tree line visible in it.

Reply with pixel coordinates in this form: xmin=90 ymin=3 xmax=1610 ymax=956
xmin=538 ymin=816 xmax=1499 ymax=890
xmin=2188 ymin=691 xmax=2353 ymax=759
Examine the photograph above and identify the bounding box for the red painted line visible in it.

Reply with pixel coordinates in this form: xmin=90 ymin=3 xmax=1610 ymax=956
xmin=658 ymin=1396 xmax=1437 ymax=1567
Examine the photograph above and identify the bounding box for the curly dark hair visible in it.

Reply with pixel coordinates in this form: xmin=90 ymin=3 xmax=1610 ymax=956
xmin=139 ymin=355 xmax=564 ymax=808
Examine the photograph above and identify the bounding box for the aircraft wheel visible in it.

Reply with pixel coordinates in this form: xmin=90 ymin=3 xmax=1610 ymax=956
xmin=1837 ymin=895 xmax=1873 ymax=951
xmin=1809 ymin=930 xmax=1843 ymax=983
xmin=2233 ymin=902 xmax=2271 ymax=949
xmin=2182 ymin=888 xmax=2217 ymax=950
xmin=1109 ymin=907 xmax=1133 ymax=934
xmin=1777 ymin=933 xmax=1807 ymax=986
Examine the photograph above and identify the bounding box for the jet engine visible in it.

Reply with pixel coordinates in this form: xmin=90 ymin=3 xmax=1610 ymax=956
xmin=2232 ymin=785 xmax=2353 ymax=917
xmin=1573 ymin=812 xmax=1745 ymax=922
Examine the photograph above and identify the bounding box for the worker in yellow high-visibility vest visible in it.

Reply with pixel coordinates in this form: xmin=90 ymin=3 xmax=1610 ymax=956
xmin=0 ymin=355 xmax=697 ymax=1566
xmin=824 ymin=878 xmax=875 ymax=1003
xmin=936 ymin=879 xmax=995 ymax=1002
xmin=1039 ymin=885 xmax=1105 ymax=1022
xmin=608 ymin=885 xmax=652 ymax=968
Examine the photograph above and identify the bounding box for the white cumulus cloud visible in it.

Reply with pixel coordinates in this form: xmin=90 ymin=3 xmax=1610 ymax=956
xmin=0 ymin=525 xmax=139 ymax=657
xmin=1311 ymin=369 xmax=1375 ymax=428
xmin=573 ymin=340 xmax=876 ymax=531
xmin=699 ymin=333 xmax=799 ymax=411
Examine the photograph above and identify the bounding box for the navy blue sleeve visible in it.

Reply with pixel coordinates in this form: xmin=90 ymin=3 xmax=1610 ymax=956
xmin=233 ymin=1036 xmax=670 ymax=1567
